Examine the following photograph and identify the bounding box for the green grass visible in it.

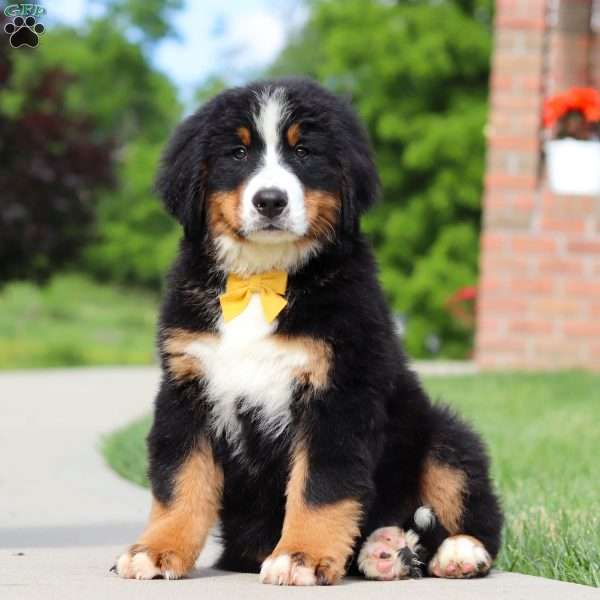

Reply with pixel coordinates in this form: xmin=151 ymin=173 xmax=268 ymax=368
xmin=0 ymin=274 xmax=159 ymax=368
xmin=103 ymin=414 xmax=153 ymax=488
xmin=425 ymin=373 xmax=599 ymax=587
xmin=103 ymin=372 xmax=600 ymax=587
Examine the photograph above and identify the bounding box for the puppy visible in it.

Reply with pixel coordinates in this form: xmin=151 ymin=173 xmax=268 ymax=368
xmin=114 ymin=78 xmax=502 ymax=585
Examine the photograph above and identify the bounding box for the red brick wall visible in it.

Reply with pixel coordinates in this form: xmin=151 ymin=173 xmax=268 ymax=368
xmin=592 ymin=9 xmax=600 ymax=89
xmin=547 ymin=0 xmax=594 ymax=93
xmin=476 ymin=0 xmax=600 ymax=369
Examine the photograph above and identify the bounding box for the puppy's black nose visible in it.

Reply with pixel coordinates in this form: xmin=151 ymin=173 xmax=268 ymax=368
xmin=252 ymin=188 xmax=288 ymax=218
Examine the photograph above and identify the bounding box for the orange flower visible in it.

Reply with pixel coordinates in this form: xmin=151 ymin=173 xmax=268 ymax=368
xmin=452 ymin=286 xmax=477 ymax=302
xmin=543 ymin=87 xmax=600 ymax=128
xmin=445 ymin=285 xmax=477 ymax=328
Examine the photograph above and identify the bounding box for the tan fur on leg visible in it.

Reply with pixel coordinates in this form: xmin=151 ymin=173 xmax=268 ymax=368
xmin=116 ymin=444 xmax=223 ymax=579
xmin=260 ymin=447 xmax=362 ymax=586
xmin=420 ymin=457 xmax=466 ymax=535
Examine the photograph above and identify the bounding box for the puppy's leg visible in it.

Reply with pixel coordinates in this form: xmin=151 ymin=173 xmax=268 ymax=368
xmin=115 ymin=442 xmax=223 ymax=579
xmin=259 ymin=446 xmax=363 ymax=586
xmin=113 ymin=377 xmax=222 ymax=580
xmin=420 ymin=406 xmax=503 ymax=579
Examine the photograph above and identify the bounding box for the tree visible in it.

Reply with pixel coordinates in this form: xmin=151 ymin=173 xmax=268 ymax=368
xmin=100 ymin=0 xmax=184 ymax=43
xmin=0 ymin=23 xmax=114 ymax=282
xmin=82 ymin=140 xmax=179 ymax=288
xmin=270 ymin=0 xmax=493 ymax=357
xmin=8 ymin=18 xmax=181 ymax=144
xmin=3 ymin=4 xmax=185 ymax=287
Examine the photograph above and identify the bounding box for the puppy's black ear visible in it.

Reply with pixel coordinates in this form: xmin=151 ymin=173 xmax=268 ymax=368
xmin=155 ymin=107 xmax=212 ymax=239
xmin=339 ymin=111 xmax=380 ymax=237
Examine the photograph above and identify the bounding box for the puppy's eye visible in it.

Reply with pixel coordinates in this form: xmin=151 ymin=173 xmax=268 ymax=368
xmin=295 ymin=146 xmax=309 ymax=159
xmin=232 ymin=147 xmax=247 ymax=160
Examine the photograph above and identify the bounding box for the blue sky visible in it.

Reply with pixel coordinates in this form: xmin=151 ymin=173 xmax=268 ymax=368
xmin=47 ymin=0 xmax=307 ymax=102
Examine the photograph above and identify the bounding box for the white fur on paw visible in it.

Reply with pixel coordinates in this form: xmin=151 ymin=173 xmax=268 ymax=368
xmin=116 ymin=553 xmax=134 ymax=578
xmin=259 ymin=554 xmax=317 ymax=586
xmin=115 ymin=551 xmax=166 ymax=580
xmin=115 ymin=551 xmax=160 ymax=579
xmin=358 ymin=526 xmax=422 ymax=581
xmin=429 ymin=535 xmax=492 ymax=579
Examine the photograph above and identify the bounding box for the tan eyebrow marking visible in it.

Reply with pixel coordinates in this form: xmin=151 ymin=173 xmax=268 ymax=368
xmin=286 ymin=122 xmax=301 ymax=147
xmin=237 ymin=126 xmax=251 ymax=146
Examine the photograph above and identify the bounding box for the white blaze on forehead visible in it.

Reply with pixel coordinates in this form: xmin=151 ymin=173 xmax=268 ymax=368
xmin=254 ymin=87 xmax=290 ymax=151
xmin=239 ymin=87 xmax=307 ymax=239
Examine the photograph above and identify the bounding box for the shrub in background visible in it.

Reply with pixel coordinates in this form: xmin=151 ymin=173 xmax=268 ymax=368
xmin=1 ymin=5 xmax=182 ymax=289
xmin=83 ymin=141 xmax=179 ymax=288
xmin=0 ymin=29 xmax=114 ymax=282
xmin=272 ymin=0 xmax=493 ymax=357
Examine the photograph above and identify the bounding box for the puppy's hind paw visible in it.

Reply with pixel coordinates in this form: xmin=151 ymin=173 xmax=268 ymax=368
xmin=429 ymin=535 xmax=492 ymax=579
xmin=358 ymin=526 xmax=423 ymax=581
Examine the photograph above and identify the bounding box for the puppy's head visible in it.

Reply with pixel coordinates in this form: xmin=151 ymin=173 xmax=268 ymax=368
xmin=156 ymin=78 xmax=379 ymax=273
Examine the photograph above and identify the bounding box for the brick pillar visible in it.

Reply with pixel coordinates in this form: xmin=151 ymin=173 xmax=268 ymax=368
xmin=592 ymin=3 xmax=600 ymax=88
xmin=547 ymin=0 xmax=594 ymax=93
xmin=476 ymin=0 xmax=600 ymax=369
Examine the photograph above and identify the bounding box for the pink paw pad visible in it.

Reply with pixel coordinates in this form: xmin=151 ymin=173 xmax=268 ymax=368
xmin=358 ymin=526 xmax=422 ymax=581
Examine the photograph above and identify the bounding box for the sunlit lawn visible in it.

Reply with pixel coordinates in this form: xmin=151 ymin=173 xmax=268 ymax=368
xmin=103 ymin=372 xmax=600 ymax=587
xmin=0 ymin=274 xmax=158 ymax=368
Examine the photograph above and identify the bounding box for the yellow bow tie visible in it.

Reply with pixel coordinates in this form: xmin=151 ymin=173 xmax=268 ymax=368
xmin=219 ymin=271 xmax=288 ymax=323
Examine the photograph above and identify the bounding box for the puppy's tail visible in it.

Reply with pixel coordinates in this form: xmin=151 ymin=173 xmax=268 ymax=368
xmin=406 ymin=505 xmax=449 ymax=567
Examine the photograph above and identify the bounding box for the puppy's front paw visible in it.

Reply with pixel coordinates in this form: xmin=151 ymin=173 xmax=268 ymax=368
xmin=260 ymin=551 xmax=343 ymax=586
xmin=358 ymin=526 xmax=422 ymax=581
xmin=113 ymin=544 xmax=187 ymax=580
xmin=429 ymin=535 xmax=492 ymax=578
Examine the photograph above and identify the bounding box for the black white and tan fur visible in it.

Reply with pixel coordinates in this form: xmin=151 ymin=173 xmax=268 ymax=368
xmin=113 ymin=78 xmax=503 ymax=585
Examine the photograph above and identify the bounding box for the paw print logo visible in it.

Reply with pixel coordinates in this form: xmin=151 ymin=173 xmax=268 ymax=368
xmin=4 ymin=16 xmax=45 ymax=48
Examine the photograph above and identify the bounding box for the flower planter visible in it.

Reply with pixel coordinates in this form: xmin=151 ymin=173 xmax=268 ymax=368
xmin=546 ymin=138 xmax=600 ymax=196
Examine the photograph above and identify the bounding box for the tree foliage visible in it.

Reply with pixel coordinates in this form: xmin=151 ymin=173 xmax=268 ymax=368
xmin=271 ymin=0 xmax=493 ymax=357
xmin=0 ymin=26 xmax=114 ymax=282
xmin=1 ymin=3 xmax=184 ymax=286
xmin=1 ymin=0 xmax=494 ymax=358
xmin=8 ymin=18 xmax=180 ymax=143
xmin=83 ymin=140 xmax=180 ymax=287
xmin=101 ymin=0 xmax=184 ymax=43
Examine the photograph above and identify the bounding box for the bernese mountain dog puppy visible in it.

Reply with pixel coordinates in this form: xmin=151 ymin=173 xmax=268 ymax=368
xmin=114 ymin=78 xmax=503 ymax=585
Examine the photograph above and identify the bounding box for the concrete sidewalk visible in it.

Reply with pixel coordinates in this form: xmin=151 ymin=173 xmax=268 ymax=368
xmin=1 ymin=367 xmax=598 ymax=599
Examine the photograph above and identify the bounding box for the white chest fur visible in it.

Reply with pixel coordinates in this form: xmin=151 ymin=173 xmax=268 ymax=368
xmin=184 ymin=294 xmax=310 ymax=444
